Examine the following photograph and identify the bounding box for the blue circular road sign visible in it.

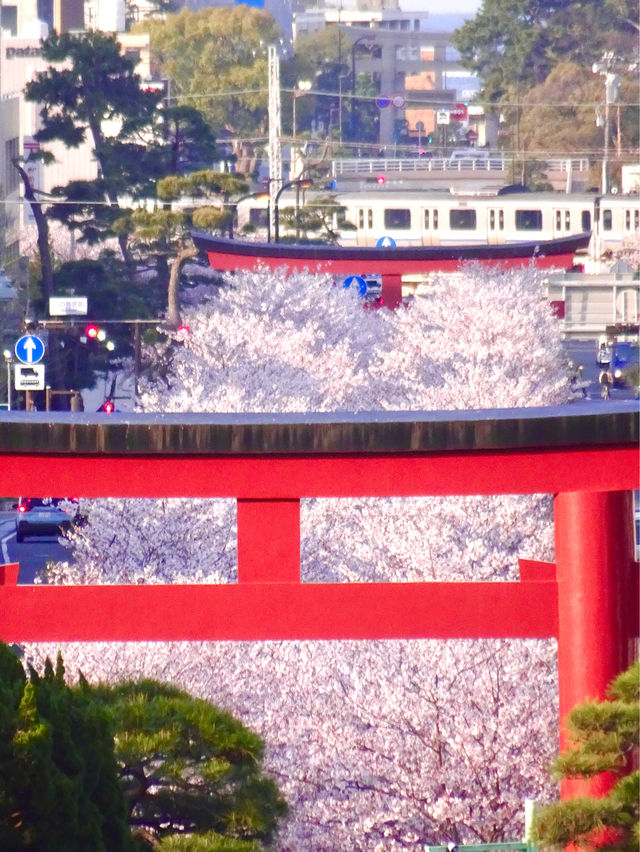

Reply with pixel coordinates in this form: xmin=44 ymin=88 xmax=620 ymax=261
xmin=376 ymin=97 xmax=391 ymax=109
xmin=15 ymin=334 xmax=45 ymax=365
xmin=343 ymin=275 xmax=368 ymax=296
xmin=376 ymin=236 xmax=397 ymax=248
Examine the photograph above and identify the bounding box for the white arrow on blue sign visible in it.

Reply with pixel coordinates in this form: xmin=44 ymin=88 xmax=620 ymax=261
xmin=376 ymin=236 xmax=397 ymax=248
xmin=15 ymin=334 xmax=45 ymax=365
xmin=343 ymin=275 xmax=368 ymax=296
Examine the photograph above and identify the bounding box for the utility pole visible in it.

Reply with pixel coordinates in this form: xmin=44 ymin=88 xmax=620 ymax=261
xmin=268 ymin=45 xmax=282 ymax=243
xmin=593 ymin=53 xmax=621 ymax=195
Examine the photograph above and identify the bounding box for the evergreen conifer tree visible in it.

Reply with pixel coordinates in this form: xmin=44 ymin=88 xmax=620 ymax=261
xmin=533 ymin=660 xmax=639 ymax=851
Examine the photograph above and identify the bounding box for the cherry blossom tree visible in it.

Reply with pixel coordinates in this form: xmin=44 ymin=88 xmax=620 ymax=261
xmin=28 ymin=263 xmax=573 ymax=850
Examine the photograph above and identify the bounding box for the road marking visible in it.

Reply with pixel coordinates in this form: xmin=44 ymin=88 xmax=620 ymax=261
xmin=1 ymin=529 xmax=15 ymax=564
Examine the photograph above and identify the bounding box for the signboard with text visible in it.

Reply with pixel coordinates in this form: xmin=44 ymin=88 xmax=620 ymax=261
xmin=49 ymin=296 xmax=88 ymax=316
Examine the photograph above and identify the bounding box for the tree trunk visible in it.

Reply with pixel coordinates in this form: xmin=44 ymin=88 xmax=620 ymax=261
xmin=13 ymin=161 xmax=54 ymax=301
xmin=167 ymin=244 xmax=198 ymax=329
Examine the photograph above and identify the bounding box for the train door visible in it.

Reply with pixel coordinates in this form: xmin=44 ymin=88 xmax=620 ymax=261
xmin=486 ymin=207 xmax=505 ymax=244
xmin=552 ymin=206 xmax=573 ymax=238
xmin=355 ymin=206 xmax=374 ymax=246
xmin=420 ymin=206 xmax=440 ymax=245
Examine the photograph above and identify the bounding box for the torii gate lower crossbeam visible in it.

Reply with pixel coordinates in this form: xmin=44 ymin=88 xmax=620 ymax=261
xmin=0 ymin=404 xmax=638 ymax=802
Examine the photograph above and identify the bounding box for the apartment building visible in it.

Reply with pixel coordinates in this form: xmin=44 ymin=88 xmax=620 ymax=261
xmin=292 ymin=4 xmax=474 ymax=147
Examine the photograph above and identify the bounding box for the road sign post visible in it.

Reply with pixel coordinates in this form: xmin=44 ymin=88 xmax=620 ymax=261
xmin=15 ymin=334 xmax=45 ymax=365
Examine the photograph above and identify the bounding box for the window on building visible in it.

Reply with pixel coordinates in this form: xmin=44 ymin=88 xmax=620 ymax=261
xmin=384 ymin=208 xmax=411 ymax=229
xmin=515 ymin=209 xmax=543 ymax=231
xmin=449 ymin=209 xmax=477 ymax=230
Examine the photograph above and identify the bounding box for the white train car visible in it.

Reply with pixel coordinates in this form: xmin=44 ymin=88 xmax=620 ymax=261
xmin=236 ymin=190 xmax=640 ymax=256
xmin=334 ymin=190 xmax=639 ymax=254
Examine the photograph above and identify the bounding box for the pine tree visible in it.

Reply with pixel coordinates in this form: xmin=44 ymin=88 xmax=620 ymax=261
xmin=0 ymin=644 xmax=133 ymax=851
xmin=533 ymin=661 xmax=639 ymax=851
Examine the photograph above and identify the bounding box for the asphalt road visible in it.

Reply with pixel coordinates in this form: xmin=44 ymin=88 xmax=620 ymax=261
xmin=564 ymin=339 xmax=638 ymax=403
xmin=0 ymin=510 xmax=71 ymax=584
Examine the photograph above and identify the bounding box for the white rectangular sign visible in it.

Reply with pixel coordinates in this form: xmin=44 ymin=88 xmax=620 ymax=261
xmin=15 ymin=363 xmax=45 ymax=391
xmin=49 ymin=296 xmax=88 ymax=316
xmin=436 ymin=109 xmax=451 ymax=125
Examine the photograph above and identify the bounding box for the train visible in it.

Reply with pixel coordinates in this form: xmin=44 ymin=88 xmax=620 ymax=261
xmin=237 ymin=189 xmax=640 ymax=259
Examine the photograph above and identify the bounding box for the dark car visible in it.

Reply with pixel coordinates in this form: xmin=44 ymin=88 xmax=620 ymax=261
xmin=14 ymin=497 xmax=78 ymax=543
xmin=611 ymin=342 xmax=638 ymax=387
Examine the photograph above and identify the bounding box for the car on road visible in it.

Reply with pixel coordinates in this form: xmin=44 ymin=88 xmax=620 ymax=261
xmin=596 ymin=335 xmax=612 ymax=366
xmin=14 ymin=497 xmax=79 ymax=543
xmin=611 ymin=341 xmax=638 ymax=388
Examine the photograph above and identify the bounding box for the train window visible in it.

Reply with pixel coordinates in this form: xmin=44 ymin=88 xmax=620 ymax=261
xmin=368 ymin=209 xmax=373 ymax=228
xmin=555 ymin=210 xmax=561 ymax=230
xmin=249 ymin=208 xmax=269 ymax=228
xmin=433 ymin=209 xmax=438 ymax=229
xmin=384 ymin=209 xmax=411 ymax=229
xmin=565 ymin=210 xmax=571 ymax=230
xmin=515 ymin=209 xmax=543 ymax=231
xmin=449 ymin=209 xmax=477 ymax=230
xmin=582 ymin=210 xmax=591 ymax=231
xmin=499 ymin=210 xmax=504 ymax=229
xmin=602 ymin=209 xmax=613 ymax=230
xmin=424 ymin=209 xmax=429 ymax=229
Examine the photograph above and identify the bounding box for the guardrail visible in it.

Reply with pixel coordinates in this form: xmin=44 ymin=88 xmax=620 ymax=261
xmin=332 ymin=157 xmax=590 ymax=177
xmin=428 ymin=844 xmax=535 ymax=852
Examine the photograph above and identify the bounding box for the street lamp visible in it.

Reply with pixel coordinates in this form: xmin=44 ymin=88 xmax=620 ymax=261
xmin=274 ymin=178 xmax=313 ymax=243
xmin=3 ymin=350 xmax=12 ymax=411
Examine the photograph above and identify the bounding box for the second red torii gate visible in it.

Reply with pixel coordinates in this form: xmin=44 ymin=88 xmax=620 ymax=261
xmin=0 ymin=403 xmax=638 ymax=800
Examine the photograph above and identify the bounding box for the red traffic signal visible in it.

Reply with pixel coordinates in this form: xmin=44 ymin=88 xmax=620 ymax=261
xmin=97 ymin=399 xmax=114 ymax=414
xmin=85 ymin=323 xmax=100 ymax=339
xmin=376 ymin=174 xmax=386 ymax=185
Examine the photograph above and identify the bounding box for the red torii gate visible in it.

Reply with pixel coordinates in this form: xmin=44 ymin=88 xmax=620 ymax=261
xmin=0 ymin=404 xmax=638 ymax=802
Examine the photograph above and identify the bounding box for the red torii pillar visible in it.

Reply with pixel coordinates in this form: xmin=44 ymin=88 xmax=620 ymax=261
xmin=555 ymin=489 xmax=637 ymax=798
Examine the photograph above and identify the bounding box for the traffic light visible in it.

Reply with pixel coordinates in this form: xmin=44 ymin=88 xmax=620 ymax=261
xmin=426 ymin=133 xmax=434 ymax=144
xmin=97 ymin=399 xmax=114 ymax=414
xmin=84 ymin=323 xmax=106 ymax=342
xmin=376 ymin=174 xmax=386 ymax=185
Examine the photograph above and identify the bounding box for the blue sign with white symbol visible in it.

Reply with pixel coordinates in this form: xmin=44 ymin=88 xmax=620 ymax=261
xmin=376 ymin=236 xmax=396 ymax=248
xmin=15 ymin=334 xmax=45 ymax=365
xmin=376 ymin=97 xmax=391 ymax=109
xmin=343 ymin=275 xmax=368 ymax=296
